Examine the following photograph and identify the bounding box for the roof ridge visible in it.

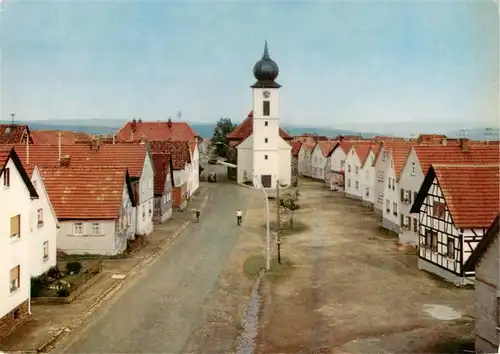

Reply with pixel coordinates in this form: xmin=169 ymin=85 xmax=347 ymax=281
xmin=432 ymin=163 xmax=499 ymax=168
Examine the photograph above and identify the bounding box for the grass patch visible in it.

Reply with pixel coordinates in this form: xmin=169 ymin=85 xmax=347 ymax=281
xmin=377 ymin=226 xmax=399 ymax=239
xmin=38 ymin=271 xmax=90 ymax=297
xmin=262 ymin=220 xmax=310 ymax=236
xmin=243 ymin=255 xmax=266 ymax=278
xmin=266 ymin=257 xmax=294 ymax=282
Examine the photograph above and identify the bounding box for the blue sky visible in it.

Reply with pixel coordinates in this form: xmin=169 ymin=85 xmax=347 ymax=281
xmin=1 ymin=0 xmax=498 ymax=130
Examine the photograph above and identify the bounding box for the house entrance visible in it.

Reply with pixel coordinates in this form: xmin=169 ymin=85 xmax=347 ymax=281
xmin=261 ymin=175 xmax=272 ymax=188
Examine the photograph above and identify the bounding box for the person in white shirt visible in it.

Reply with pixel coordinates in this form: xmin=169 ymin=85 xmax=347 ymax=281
xmin=236 ymin=209 xmax=243 ymax=225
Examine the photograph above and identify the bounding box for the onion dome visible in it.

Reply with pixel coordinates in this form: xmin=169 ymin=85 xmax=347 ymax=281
xmin=251 ymin=41 xmax=281 ymax=89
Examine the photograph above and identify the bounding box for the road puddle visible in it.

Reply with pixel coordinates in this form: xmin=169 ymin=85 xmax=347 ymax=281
xmin=422 ymin=304 xmax=462 ymax=320
xmin=236 ymin=273 xmax=263 ymax=354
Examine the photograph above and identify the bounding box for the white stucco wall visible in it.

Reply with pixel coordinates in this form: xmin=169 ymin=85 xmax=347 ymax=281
xmin=237 ymin=136 xmax=254 ymax=184
xmin=381 ymin=159 xmax=400 ymax=232
xmin=136 ymin=153 xmax=154 ymax=236
xmin=344 ymin=147 xmax=362 ymax=199
xmin=278 ymin=139 xmax=292 ymax=186
xmin=0 ymin=158 xmax=31 ymax=318
xmin=29 ymin=167 xmax=58 ymax=277
xmin=398 ymin=148 xmax=425 ymax=245
xmin=311 ymin=145 xmax=326 ymax=180
xmin=361 ymin=151 xmax=376 ymax=205
xmin=189 ymin=144 xmax=200 ymax=195
xmin=374 ymin=147 xmax=391 ymax=212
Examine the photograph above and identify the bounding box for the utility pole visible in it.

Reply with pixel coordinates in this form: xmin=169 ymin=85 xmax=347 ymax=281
xmin=10 ymin=113 xmax=15 ymax=125
xmin=276 ymin=180 xmax=281 ymax=264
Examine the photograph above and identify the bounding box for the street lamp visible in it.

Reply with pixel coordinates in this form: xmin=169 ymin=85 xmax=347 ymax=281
xmin=253 ymin=172 xmax=271 ymax=271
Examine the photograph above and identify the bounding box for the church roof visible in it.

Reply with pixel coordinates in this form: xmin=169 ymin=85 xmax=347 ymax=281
xmin=251 ymin=41 xmax=281 ymax=89
xmin=226 ymin=111 xmax=292 ymax=142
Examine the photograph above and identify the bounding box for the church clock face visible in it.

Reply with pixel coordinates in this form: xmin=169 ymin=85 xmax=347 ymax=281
xmin=262 ymin=90 xmax=271 ymax=98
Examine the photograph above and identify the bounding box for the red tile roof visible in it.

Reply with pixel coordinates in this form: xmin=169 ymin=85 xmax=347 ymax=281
xmin=301 ymin=141 xmax=317 ymax=152
xmin=226 ymin=112 xmax=292 ymax=141
xmin=412 ymin=145 xmax=500 ymax=174
xmin=0 ymin=143 xmax=148 ymax=177
xmin=0 ymin=124 xmax=32 ymax=144
xmin=116 ymin=120 xmax=200 ymax=142
xmin=40 ymin=166 xmax=131 ymax=220
xmin=0 ymin=147 xmax=38 ymax=199
xmin=290 ymin=141 xmax=302 ymax=156
xmin=151 ymin=154 xmax=171 ymax=195
xmin=337 ymin=140 xmax=373 ymax=154
xmin=149 ymin=140 xmax=191 ymax=170
xmin=432 ymin=164 xmax=499 ymax=228
xmin=354 ymin=145 xmax=373 ymax=164
xmin=317 ymin=140 xmax=337 ymax=157
xmin=373 ymin=140 xmax=414 ymax=169
xmin=31 ymin=130 xmax=91 ymax=145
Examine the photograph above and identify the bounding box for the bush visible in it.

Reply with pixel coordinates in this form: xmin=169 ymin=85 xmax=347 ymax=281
xmin=47 ymin=266 xmax=61 ymax=279
xmin=57 ymin=287 xmax=70 ymax=297
xmin=31 ymin=277 xmax=45 ymax=297
xmin=66 ymin=261 xmax=82 ymax=274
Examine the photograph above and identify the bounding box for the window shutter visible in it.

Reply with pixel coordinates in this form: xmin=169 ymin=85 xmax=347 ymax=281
xmin=408 ymin=191 xmax=412 ymax=203
xmin=414 ymin=191 xmax=417 ymax=202
xmin=10 ymin=215 xmax=20 ymax=236
xmin=10 ymin=266 xmax=19 ymax=281
xmin=400 ymin=214 xmax=404 ymax=226
xmin=400 ymin=188 xmax=405 ymax=201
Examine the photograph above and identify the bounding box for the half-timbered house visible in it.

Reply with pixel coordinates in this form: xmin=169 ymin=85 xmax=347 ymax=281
xmin=411 ymin=164 xmax=500 ymax=285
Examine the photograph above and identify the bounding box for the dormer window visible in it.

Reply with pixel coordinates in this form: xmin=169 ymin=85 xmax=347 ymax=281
xmin=3 ymin=167 xmax=10 ymax=187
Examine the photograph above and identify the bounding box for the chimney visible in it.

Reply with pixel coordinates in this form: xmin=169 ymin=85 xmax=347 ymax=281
xmin=167 ymin=118 xmax=172 ymax=129
xmin=441 ymin=137 xmax=448 ymax=146
xmin=131 ymin=119 xmax=137 ymax=140
xmin=59 ymin=155 xmax=71 ymax=167
xmin=58 ymin=131 xmax=62 ymax=161
xmin=138 ymin=117 xmax=142 ymax=123
xmin=459 ymin=138 xmax=469 ymax=152
xmin=90 ymin=138 xmax=100 ymax=151
xmin=112 ymin=132 xmax=116 ymax=144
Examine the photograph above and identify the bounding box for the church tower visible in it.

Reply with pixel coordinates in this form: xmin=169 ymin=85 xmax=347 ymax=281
xmin=251 ymin=41 xmax=283 ymax=189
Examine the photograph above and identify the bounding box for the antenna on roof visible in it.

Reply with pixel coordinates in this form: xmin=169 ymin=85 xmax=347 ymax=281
xmin=177 ymin=111 xmax=182 ymax=120
xmin=484 ymin=127 xmax=492 ymax=144
xmin=10 ymin=113 xmax=15 ymax=125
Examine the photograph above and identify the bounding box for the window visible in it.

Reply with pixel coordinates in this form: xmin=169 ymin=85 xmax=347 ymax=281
xmin=264 ymin=155 xmax=268 ymax=160
xmin=32 ymin=180 xmax=37 ymax=191
xmin=43 ymin=241 xmax=49 ymax=260
xmin=340 ymin=160 xmax=345 ymax=167
xmin=431 ymin=231 xmax=438 ymax=251
xmin=413 ymin=218 xmax=418 ymax=232
xmin=347 ymin=179 xmax=351 ymax=187
xmin=400 ymin=214 xmax=405 ymax=226
xmin=10 ymin=266 xmax=20 ymax=292
xmin=355 ymin=181 xmax=359 ymax=189
xmin=414 ymin=191 xmax=418 ymax=202
xmin=37 ymin=208 xmax=44 ymax=226
xmin=263 ymin=101 xmax=270 ymax=116
xmin=355 ymin=166 xmax=359 ymax=175
xmin=348 ymin=165 xmax=351 ymax=173
xmin=400 ymin=188 xmax=405 ymax=202
xmin=74 ymin=222 xmax=83 ymax=235
xmin=365 ymin=187 xmax=370 ymax=196
xmin=388 ymin=178 xmax=392 ymax=189
xmin=149 ymin=200 xmax=152 ymax=215
xmin=264 ymin=121 xmax=268 ymax=127
xmin=432 ymin=202 xmax=445 ymax=218
xmin=265 ymin=138 xmax=268 ymax=143
xmin=393 ymin=202 xmax=398 ymax=216
xmin=142 ymin=204 xmax=145 ymax=219
xmin=411 ymin=161 xmax=416 ymax=175
xmin=382 ymin=152 xmax=388 ymax=161
xmin=447 ymin=237 xmax=455 ymax=258
xmin=10 ymin=215 xmax=20 ymax=238
xmin=386 ymin=199 xmax=390 ymax=212
xmin=91 ymin=222 xmax=101 ymax=235
xmin=3 ymin=167 xmax=10 ymax=187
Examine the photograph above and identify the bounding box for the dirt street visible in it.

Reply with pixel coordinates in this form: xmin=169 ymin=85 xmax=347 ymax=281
xmin=256 ymin=179 xmax=475 ymax=354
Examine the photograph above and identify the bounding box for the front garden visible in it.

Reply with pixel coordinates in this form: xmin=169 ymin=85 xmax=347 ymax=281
xmin=31 ymin=260 xmax=102 ymax=302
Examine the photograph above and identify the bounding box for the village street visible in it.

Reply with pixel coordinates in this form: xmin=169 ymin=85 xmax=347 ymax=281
xmin=53 ymin=172 xmax=249 ymax=353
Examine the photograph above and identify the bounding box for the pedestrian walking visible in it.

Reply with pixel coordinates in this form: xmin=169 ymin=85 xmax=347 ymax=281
xmin=236 ymin=209 xmax=243 ymax=226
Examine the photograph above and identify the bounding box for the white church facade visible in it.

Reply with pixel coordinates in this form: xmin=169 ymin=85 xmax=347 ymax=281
xmin=236 ymin=41 xmax=292 ymax=189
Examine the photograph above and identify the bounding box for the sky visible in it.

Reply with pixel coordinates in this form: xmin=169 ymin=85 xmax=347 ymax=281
xmin=1 ymin=0 xmax=498 ymax=131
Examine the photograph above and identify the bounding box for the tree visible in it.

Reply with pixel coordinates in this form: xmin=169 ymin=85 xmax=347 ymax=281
xmin=279 ymin=193 xmax=300 ymax=229
xmin=211 ymin=117 xmax=237 ymax=157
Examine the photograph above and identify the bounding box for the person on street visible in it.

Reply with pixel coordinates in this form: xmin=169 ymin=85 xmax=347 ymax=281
xmin=195 ymin=209 xmax=200 ymax=221
xmin=236 ymin=209 xmax=243 ymax=226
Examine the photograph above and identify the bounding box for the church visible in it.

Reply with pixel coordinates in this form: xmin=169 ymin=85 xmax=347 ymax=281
xmin=229 ymin=41 xmax=292 ymax=189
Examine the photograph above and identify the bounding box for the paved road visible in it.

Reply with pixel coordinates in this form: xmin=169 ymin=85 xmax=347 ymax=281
xmin=59 ymin=181 xmax=246 ymax=353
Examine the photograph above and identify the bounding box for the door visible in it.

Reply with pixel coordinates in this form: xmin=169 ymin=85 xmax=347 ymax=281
xmin=261 ymin=175 xmax=272 ymax=188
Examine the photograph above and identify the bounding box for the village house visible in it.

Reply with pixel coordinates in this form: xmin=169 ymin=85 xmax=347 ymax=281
xmin=290 ymin=141 xmax=302 ymax=178
xmin=116 ymin=118 xmax=201 ymax=143
xmin=463 ymin=215 xmax=500 ymax=354
xmin=326 ymin=140 xmax=371 ymax=191
xmin=188 ymin=142 xmax=200 ymax=195
xmin=398 ymin=141 xmax=500 ymax=246
xmin=3 ymin=141 xmax=155 ymax=238
xmin=372 ymin=141 xmax=412 ymax=217
xmin=0 ymin=147 xmax=38 ymax=340
xmin=344 ymin=144 xmax=375 ymax=201
xmin=297 ymin=142 xmax=315 ymax=178
xmin=360 ymin=145 xmax=379 ymax=207
xmin=150 ymin=140 xmax=192 ymax=210
xmin=151 ymin=154 xmax=174 ymax=223
xmin=410 ymin=163 xmax=499 ymax=285
xmin=310 ymin=141 xmax=336 ymax=181
xmin=40 ymin=166 xmax=136 ymax=255
xmin=0 ymin=124 xmax=33 ymax=144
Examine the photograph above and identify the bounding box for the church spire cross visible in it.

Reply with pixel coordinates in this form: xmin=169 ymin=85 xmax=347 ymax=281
xmin=262 ymin=40 xmax=270 ymax=59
